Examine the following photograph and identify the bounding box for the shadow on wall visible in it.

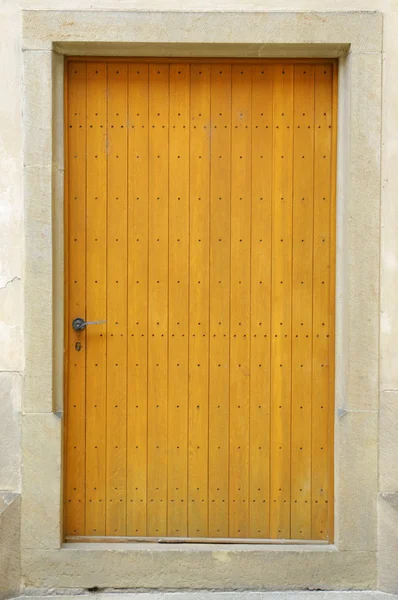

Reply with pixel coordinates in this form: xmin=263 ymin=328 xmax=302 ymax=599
xmin=0 ymin=493 xmax=21 ymax=600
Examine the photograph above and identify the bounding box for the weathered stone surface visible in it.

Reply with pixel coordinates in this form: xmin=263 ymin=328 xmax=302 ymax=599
xmin=334 ymin=52 xmax=350 ymax=417
xmin=336 ymin=410 xmax=378 ymax=551
xmin=0 ymin=267 xmax=23 ymax=373
xmin=22 ymin=11 xmax=381 ymax=53
xmin=380 ymin=11 xmax=398 ymax=394
xmin=23 ymin=52 xmax=57 ymax=414
xmin=23 ymin=51 xmax=53 ymax=168
xmin=0 ymin=492 xmax=21 ymax=600
xmin=378 ymin=493 xmax=398 ymax=594
xmin=379 ymin=21 xmax=398 ymax=573
xmin=55 ymin=41 xmax=349 ymax=58
xmin=101 ymin=595 xmax=397 ymax=600
xmin=16 ymin=593 xmax=398 ymax=600
xmin=379 ymin=391 xmax=398 ymax=492
xmin=21 ymin=413 xmax=62 ymax=549
xmin=334 ymin=51 xmax=382 ymax=414
xmin=346 ymin=52 xmax=381 ymax=412
xmin=0 ymin=3 xmax=23 ymax=375
xmin=0 ymin=372 xmax=21 ymax=492
xmin=24 ymin=165 xmax=54 ymax=413
xmin=22 ymin=546 xmax=376 ymax=590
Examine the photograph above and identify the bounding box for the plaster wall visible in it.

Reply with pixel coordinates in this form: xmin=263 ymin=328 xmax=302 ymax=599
xmin=0 ymin=0 xmax=397 ymax=595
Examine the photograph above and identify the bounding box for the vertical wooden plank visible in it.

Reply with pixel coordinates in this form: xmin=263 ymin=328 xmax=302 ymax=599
xmin=312 ymin=64 xmax=333 ymax=540
xmin=291 ymin=65 xmax=315 ymax=540
xmin=188 ymin=64 xmax=211 ymax=538
xmin=106 ymin=63 xmax=128 ymax=536
xmin=65 ymin=61 xmax=87 ymax=536
xmin=147 ymin=63 xmax=169 ymax=536
xmin=168 ymin=63 xmax=190 ymax=537
xmin=208 ymin=64 xmax=231 ymax=538
xmin=126 ymin=63 xmax=149 ymax=537
xmin=249 ymin=65 xmax=273 ymax=538
xmin=229 ymin=64 xmax=252 ymax=538
xmin=270 ymin=64 xmax=294 ymax=539
xmin=85 ymin=62 xmax=107 ymax=536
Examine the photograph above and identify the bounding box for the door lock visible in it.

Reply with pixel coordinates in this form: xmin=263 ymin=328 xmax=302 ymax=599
xmin=72 ymin=317 xmax=106 ymax=332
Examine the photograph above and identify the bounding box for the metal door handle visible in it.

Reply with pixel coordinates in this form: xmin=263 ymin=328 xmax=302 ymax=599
xmin=72 ymin=317 xmax=106 ymax=332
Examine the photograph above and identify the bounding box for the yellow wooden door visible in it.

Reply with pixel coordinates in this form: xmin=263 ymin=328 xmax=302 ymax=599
xmin=64 ymin=58 xmax=337 ymax=542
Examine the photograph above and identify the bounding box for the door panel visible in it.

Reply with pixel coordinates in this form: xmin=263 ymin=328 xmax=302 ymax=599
xmin=65 ymin=58 xmax=337 ymax=541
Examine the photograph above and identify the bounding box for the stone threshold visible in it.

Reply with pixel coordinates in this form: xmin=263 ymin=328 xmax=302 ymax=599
xmin=15 ymin=592 xmax=398 ymax=600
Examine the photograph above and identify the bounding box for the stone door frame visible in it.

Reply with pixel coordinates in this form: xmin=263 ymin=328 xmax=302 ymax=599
xmin=21 ymin=10 xmax=382 ymax=590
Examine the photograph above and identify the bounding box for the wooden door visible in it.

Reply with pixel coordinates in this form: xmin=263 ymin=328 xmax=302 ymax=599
xmin=64 ymin=58 xmax=337 ymax=542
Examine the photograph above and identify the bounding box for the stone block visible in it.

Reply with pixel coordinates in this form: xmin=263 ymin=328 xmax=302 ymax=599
xmin=379 ymin=391 xmax=398 ymax=492
xmin=346 ymin=52 xmax=381 ymax=412
xmin=22 ymin=545 xmax=376 ymax=590
xmin=0 ymin=492 xmax=21 ymax=600
xmin=0 ymin=275 xmax=23 ymax=372
xmin=22 ymin=11 xmax=381 ymax=53
xmin=380 ymin=13 xmax=398 ymax=392
xmin=21 ymin=413 xmax=62 ymax=549
xmin=56 ymin=41 xmax=349 ymax=58
xmin=23 ymin=51 xmax=53 ymax=168
xmin=0 ymin=372 xmax=21 ymax=491
xmin=336 ymin=410 xmax=378 ymax=551
xmin=24 ymin=165 xmax=53 ymax=413
xmin=378 ymin=493 xmax=398 ymax=594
